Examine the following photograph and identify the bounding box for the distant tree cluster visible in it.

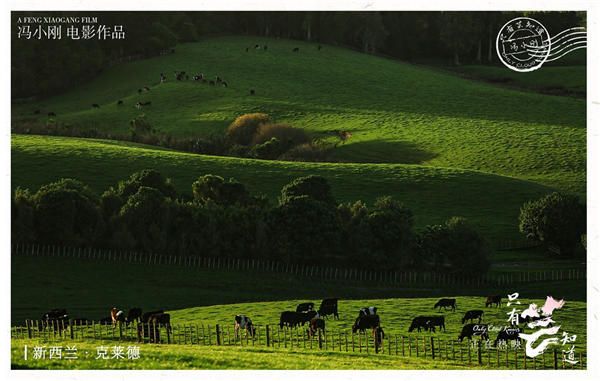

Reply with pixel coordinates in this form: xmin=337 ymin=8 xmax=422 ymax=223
xmin=12 ymin=11 xmax=585 ymax=98
xmin=12 ymin=170 xmax=490 ymax=275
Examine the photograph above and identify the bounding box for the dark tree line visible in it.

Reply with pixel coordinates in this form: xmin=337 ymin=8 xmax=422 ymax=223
xmin=12 ymin=11 xmax=584 ymax=99
xmin=12 ymin=170 xmax=490 ymax=276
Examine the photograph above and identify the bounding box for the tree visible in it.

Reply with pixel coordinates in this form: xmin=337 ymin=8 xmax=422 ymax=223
xmin=418 ymin=217 xmax=489 ymax=276
xmin=268 ymin=196 xmax=341 ymax=264
xmin=192 ymin=175 xmax=251 ymax=206
xmin=12 ymin=187 xmax=36 ymax=243
xmin=280 ymin=175 xmax=336 ymax=205
xmin=116 ymin=169 xmax=177 ymax=200
xmin=519 ymin=192 xmax=586 ymax=257
xmin=32 ymin=178 xmax=102 ymax=246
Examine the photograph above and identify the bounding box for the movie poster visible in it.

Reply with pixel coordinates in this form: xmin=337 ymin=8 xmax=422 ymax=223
xmin=6 ymin=1 xmax=595 ymax=378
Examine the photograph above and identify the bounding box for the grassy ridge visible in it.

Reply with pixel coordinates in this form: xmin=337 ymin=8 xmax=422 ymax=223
xmin=12 ymin=36 xmax=585 ymax=193
xmin=12 ymin=134 xmax=554 ymax=240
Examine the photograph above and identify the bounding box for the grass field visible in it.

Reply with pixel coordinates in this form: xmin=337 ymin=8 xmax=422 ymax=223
xmin=12 ymin=255 xmax=586 ymax=325
xmin=11 ymin=36 xmax=585 ymax=195
xmin=11 ymin=338 xmax=489 ymax=369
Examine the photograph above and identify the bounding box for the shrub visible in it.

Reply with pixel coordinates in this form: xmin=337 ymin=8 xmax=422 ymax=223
xmin=519 ymin=192 xmax=586 ymax=257
xmin=226 ymin=113 xmax=272 ymax=146
xmin=192 ymin=175 xmax=251 ymax=206
xmin=252 ymin=123 xmax=309 ymax=149
xmin=129 ymin=114 xmax=154 ymax=137
xmin=280 ymin=175 xmax=336 ymax=205
xmin=278 ymin=142 xmax=332 ymax=162
xmin=252 ymin=137 xmax=285 ymax=159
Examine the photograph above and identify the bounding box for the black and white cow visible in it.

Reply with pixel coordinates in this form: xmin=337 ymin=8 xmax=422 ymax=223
xmin=296 ymin=302 xmax=314 ymax=313
xmin=359 ymin=307 xmax=377 ymax=317
xmin=352 ymin=314 xmax=380 ymax=333
xmin=234 ymin=315 xmax=256 ymax=338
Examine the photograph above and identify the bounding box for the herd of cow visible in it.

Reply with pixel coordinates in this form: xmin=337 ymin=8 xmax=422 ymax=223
xmin=34 ymin=294 xmax=541 ymax=348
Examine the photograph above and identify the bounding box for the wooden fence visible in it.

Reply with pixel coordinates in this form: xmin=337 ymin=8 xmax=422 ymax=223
xmin=11 ymin=243 xmax=585 ymax=287
xmin=11 ymin=320 xmax=586 ymax=370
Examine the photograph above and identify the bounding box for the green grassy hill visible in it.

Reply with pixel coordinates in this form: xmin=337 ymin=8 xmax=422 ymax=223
xmin=12 ymin=36 xmax=585 ymax=194
xmin=12 ymin=134 xmax=553 ymax=241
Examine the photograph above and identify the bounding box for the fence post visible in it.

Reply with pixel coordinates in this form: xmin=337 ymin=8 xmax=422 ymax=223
xmin=266 ymin=325 xmax=270 ymax=347
xmin=70 ymin=320 xmax=74 ymax=340
xmin=216 ymin=324 xmax=221 ymax=345
xmin=318 ymin=330 xmax=323 ymax=349
xmin=477 ymin=340 xmax=482 ymax=365
xmin=26 ymin=320 xmax=32 ymax=339
xmin=431 ymin=337 xmax=435 ymax=359
xmin=553 ymin=349 xmax=558 ymax=369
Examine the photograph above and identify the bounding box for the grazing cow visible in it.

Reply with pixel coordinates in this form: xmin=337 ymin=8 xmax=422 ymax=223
xmin=111 ymin=307 xmax=125 ymax=325
xmin=318 ymin=298 xmax=339 ymax=319
xmin=427 ymin=316 xmax=446 ymax=332
xmin=141 ymin=310 xmax=165 ymax=323
xmin=458 ymin=324 xmax=489 ymax=342
xmin=209 ymin=80 xmax=215 ymax=86
xmin=148 ymin=313 xmax=172 ymax=334
xmin=136 ymin=101 xmax=152 ymax=109
xmin=249 ymin=89 xmax=255 ymax=95
xmin=33 ymin=109 xmax=40 ymax=114
xmin=185 ymin=74 xmax=189 ymax=80
xmin=462 ymin=310 xmax=484 ymax=324
xmin=143 ymin=86 xmax=151 ymax=91
xmin=117 ymin=100 xmax=124 ymax=105
xmin=494 ymin=327 xmax=522 ymax=347
xmin=126 ymin=308 xmax=143 ymax=324
xmin=486 ymin=295 xmax=502 ymax=308
xmin=246 ymin=47 xmax=249 ymax=52
xmin=222 ymin=81 xmax=228 ymax=88
xmin=40 ymin=309 xmax=69 ymax=331
xmin=293 ymin=47 xmax=300 ymax=52
xmin=434 ymin=298 xmax=456 ymax=312
xmin=408 ymin=316 xmax=431 ymax=332
xmin=137 ymin=89 xmax=142 ymax=94
xmin=307 ymin=317 xmax=325 ymax=337
xmin=47 ymin=112 xmax=56 ymax=117
xmin=234 ymin=315 xmax=256 ymax=338
xmin=280 ymin=311 xmax=317 ymax=328
xmin=296 ymin=302 xmax=314 ymax=313
xmin=353 ymin=314 xmax=380 ymax=333
xmin=359 ymin=307 xmax=377 ymax=317
xmin=92 ymin=103 xmax=100 ymax=108
xmin=255 ymin=44 xmax=260 ymax=49
xmin=374 ymin=326 xmax=385 ymax=350
xmin=216 ymin=76 xmax=222 ymax=83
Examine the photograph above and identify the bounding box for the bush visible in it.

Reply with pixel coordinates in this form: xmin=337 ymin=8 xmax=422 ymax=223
xmin=280 ymin=175 xmax=336 ymax=205
xmin=129 ymin=114 xmax=154 ymax=137
xmin=192 ymin=175 xmax=251 ymax=206
xmin=519 ymin=192 xmax=586 ymax=257
xmin=226 ymin=113 xmax=272 ymax=146
xmin=252 ymin=123 xmax=310 ymax=149
xmin=278 ymin=142 xmax=332 ymax=162
xmin=252 ymin=137 xmax=285 ymax=159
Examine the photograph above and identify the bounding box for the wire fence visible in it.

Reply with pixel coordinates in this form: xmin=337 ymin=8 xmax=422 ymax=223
xmin=11 ymin=243 xmax=586 ymax=287
xmin=11 ymin=320 xmax=586 ymax=370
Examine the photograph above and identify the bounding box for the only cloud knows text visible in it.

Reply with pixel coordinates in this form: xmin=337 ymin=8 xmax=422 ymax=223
xmin=16 ymin=16 xmax=98 ymax=24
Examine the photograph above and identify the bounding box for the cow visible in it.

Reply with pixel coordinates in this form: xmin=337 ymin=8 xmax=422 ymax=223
xmin=147 ymin=313 xmax=172 ymax=334
xmin=458 ymin=324 xmax=489 ymax=342
xmin=359 ymin=307 xmax=377 ymax=317
xmin=255 ymin=44 xmax=260 ymax=49
xmin=126 ymin=308 xmax=143 ymax=324
xmin=296 ymin=302 xmax=314 ymax=313
xmin=408 ymin=316 xmax=431 ymax=332
xmin=374 ymin=326 xmax=385 ymax=350
xmin=47 ymin=112 xmax=56 ymax=117
xmin=486 ymin=295 xmax=502 ymax=308
xmin=280 ymin=311 xmax=317 ymax=328
xmin=234 ymin=315 xmax=256 ymax=338
xmin=462 ymin=310 xmax=484 ymax=324
xmin=293 ymin=47 xmax=300 ymax=52
xmin=494 ymin=327 xmax=522 ymax=347
xmin=249 ymin=89 xmax=255 ymax=95
xmin=39 ymin=309 xmax=68 ymax=331
xmin=92 ymin=103 xmax=100 ymax=108
xmin=141 ymin=310 xmax=164 ymax=323
xmin=111 ymin=307 xmax=125 ymax=325
xmin=307 ymin=317 xmax=325 ymax=337
xmin=427 ymin=316 xmax=446 ymax=332
xmin=117 ymin=100 xmax=123 ymax=105
xmin=434 ymin=298 xmax=456 ymax=312
xmin=352 ymin=314 xmax=380 ymax=333
xmin=318 ymin=298 xmax=339 ymax=319
xmin=222 ymin=81 xmax=228 ymax=88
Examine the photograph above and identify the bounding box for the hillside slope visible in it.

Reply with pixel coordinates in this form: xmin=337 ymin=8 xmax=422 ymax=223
xmin=12 ymin=134 xmax=552 ymax=241
xmin=11 ymin=36 xmax=585 ymax=194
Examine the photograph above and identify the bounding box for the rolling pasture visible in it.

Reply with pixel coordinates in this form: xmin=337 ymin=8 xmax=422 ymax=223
xmin=12 ymin=36 xmax=585 ymax=194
